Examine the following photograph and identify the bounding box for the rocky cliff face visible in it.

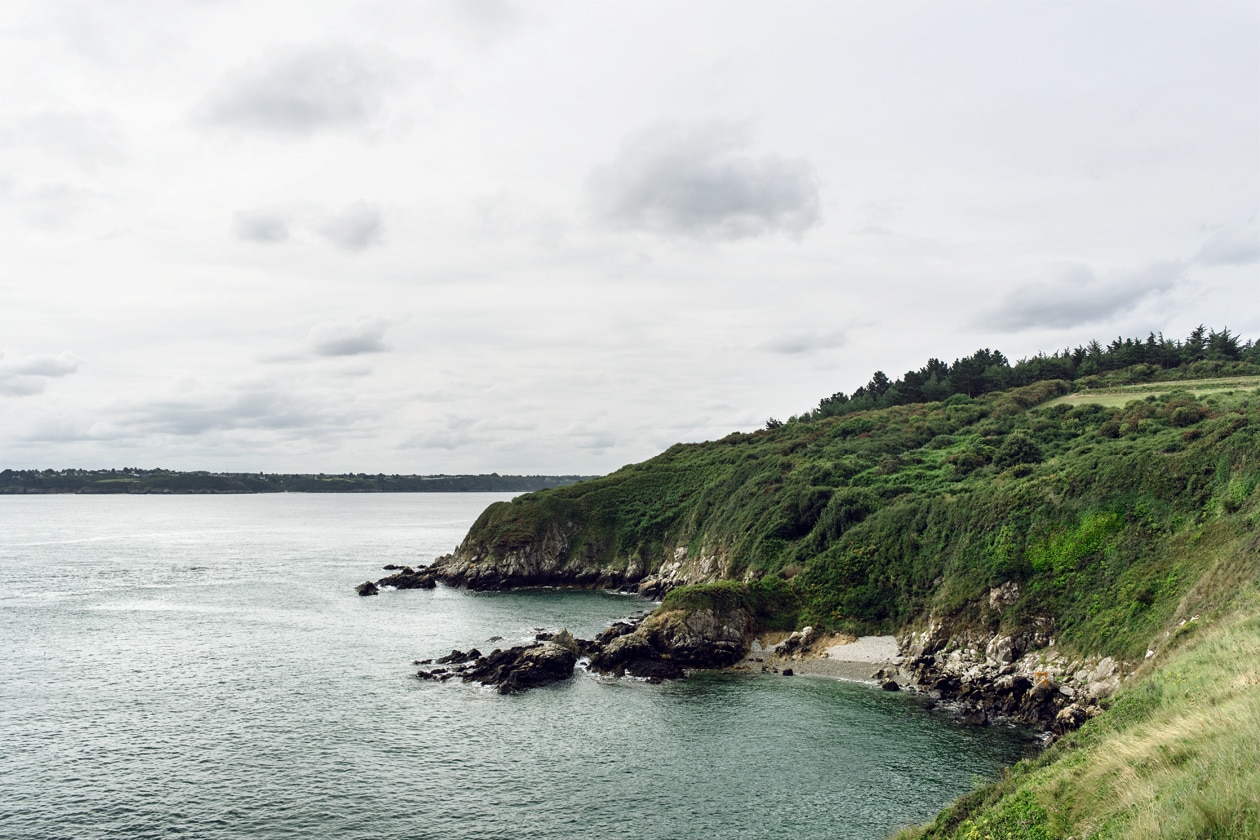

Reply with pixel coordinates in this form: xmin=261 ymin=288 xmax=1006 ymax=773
xmin=430 ymin=524 xmax=736 ymax=597
xmin=898 ymin=598 xmax=1125 ymax=734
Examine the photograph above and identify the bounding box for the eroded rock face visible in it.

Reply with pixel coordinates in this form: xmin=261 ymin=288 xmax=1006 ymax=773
xmin=899 ymin=617 xmax=1126 ymax=734
xmin=425 ymin=523 xmax=736 ymax=597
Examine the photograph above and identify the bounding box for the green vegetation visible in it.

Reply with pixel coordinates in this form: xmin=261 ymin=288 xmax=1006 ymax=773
xmin=454 ymin=328 xmax=1260 ymax=836
xmin=800 ymin=326 xmax=1259 ymax=423
xmin=467 ymin=361 xmax=1258 ymax=659
xmin=0 ymin=469 xmax=594 ymax=495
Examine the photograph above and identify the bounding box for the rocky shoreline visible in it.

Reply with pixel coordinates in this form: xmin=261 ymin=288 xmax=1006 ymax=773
xmin=364 ymin=567 xmax=1126 ymax=736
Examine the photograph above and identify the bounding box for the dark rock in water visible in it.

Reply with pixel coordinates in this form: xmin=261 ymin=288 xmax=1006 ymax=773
xmin=462 ymin=641 xmax=578 ymax=694
xmin=782 ymin=668 xmax=794 ymax=676
xmin=881 ymin=679 xmax=900 ymax=691
xmin=624 ymin=657 xmax=686 ymax=681
xmin=535 ymin=632 xmax=554 ymax=642
xmin=377 ymin=567 xmax=437 ymax=590
xmin=382 ymin=564 xmax=412 ymax=571
xmin=959 ymin=704 xmax=988 ymax=726
xmin=436 ymin=649 xmax=481 ymax=665
xmin=356 ymin=581 xmax=379 ymax=596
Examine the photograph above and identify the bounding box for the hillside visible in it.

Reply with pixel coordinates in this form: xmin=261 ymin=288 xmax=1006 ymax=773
xmin=437 ymin=369 xmax=1257 ymax=656
xmin=422 ymin=345 xmax=1260 ymax=837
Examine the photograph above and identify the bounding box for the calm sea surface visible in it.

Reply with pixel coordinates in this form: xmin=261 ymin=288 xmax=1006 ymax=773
xmin=0 ymin=494 xmax=1035 ymax=839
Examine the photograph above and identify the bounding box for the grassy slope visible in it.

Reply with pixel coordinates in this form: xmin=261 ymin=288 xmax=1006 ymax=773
xmin=895 ymin=575 xmax=1260 ymax=839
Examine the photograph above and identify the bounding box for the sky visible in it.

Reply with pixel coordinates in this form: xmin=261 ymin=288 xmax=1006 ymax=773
xmin=1 ymin=0 xmax=1257 ymax=475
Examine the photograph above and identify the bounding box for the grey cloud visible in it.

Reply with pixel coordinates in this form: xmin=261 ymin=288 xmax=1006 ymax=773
xmin=199 ymin=44 xmax=395 ymax=135
xmin=0 ymin=353 xmax=80 ymax=397
xmin=233 ymin=210 xmax=290 ymax=243
xmin=123 ymin=388 xmax=334 ymax=437
xmin=1195 ymin=226 xmax=1260 ymax=266
xmin=988 ymin=261 xmax=1185 ymax=330
xmin=591 ymin=121 xmax=821 ymax=240
xmin=0 ymin=110 xmax=128 ymax=170
xmin=2 ymin=353 xmax=80 ymax=377
xmin=319 ymin=201 xmax=384 ymax=251
xmin=759 ymin=329 xmax=847 ymax=355
xmin=0 ymin=376 xmax=47 ymax=397
xmin=308 ymin=318 xmax=391 ymax=357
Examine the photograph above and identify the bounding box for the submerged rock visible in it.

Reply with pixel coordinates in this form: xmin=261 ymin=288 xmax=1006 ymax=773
xmin=356 ymin=581 xmax=379 ymax=596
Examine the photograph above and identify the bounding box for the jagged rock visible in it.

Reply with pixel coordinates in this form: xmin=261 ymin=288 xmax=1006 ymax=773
xmin=462 ymin=641 xmax=578 ymax=694
xmin=1054 ymin=704 xmax=1088 ymax=733
xmin=436 ymin=649 xmax=480 ymax=665
xmin=988 ymin=581 xmax=1022 ymax=611
xmin=777 ymin=626 xmax=821 ymax=659
xmin=377 ymin=567 xmax=437 ymax=590
xmin=356 ymin=581 xmax=379 ymax=596
xmin=594 ymin=621 xmax=638 ymax=645
xmin=881 ymin=679 xmax=900 ymax=691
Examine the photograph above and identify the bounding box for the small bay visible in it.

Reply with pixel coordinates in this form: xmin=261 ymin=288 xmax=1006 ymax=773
xmin=0 ymin=494 xmax=1035 ymax=839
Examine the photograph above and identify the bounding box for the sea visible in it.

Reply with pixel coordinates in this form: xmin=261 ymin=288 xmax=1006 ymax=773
xmin=0 ymin=493 xmax=1036 ymax=839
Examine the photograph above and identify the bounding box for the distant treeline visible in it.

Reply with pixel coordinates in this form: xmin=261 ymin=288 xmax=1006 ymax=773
xmin=772 ymin=326 xmax=1259 ymax=427
xmin=0 ymin=469 xmax=596 ymax=495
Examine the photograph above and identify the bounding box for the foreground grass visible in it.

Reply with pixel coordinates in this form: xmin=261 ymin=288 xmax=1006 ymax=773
xmin=894 ymin=579 xmax=1260 ymax=840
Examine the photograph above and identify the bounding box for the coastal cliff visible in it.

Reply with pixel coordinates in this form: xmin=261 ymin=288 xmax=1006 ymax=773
xmin=370 ymin=352 xmax=1260 ymax=834
xmin=384 ymin=364 xmax=1257 ymax=723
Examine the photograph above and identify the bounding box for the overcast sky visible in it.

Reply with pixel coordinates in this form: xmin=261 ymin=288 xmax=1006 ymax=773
xmin=2 ymin=1 xmax=1257 ymax=475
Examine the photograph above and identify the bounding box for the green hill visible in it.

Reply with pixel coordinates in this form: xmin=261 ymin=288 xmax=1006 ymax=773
xmin=431 ymin=330 xmax=1260 ymax=838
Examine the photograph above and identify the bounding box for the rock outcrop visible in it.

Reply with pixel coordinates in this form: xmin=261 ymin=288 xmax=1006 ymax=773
xmin=415 ymin=598 xmax=758 ymax=693
xmin=426 ymin=516 xmax=736 ymax=597
xmin=418 ymin=638 xmax=579 ymax=695
xmin=587 ymin=603 xmax=755 ymax=680
xmin=899 ymin=617 xmax=1124 ymax=734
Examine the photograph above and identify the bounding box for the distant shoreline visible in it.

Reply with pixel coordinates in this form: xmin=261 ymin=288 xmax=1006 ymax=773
xmin=0 ymin=469 xmax=596 ymax=495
